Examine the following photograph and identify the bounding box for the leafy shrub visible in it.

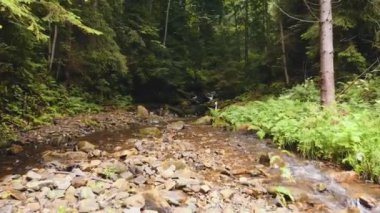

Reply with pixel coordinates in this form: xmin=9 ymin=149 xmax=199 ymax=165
xmin=214 ymin=77 xmax=380 ymax=182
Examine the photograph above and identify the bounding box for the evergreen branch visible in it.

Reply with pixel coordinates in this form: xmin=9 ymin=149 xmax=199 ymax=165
xmin=274 ymin=3 xmax=319 ymax=23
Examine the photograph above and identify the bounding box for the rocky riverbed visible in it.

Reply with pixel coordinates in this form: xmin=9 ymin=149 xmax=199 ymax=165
xmin=0 ymin=108 xmax=379 ymax=212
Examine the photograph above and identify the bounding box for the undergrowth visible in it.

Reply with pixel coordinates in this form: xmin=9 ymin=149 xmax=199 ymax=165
xmin=0 ymin=81 xmax=132 ymax=147
xmin=213 ymin=78 xmax=380 ymax=182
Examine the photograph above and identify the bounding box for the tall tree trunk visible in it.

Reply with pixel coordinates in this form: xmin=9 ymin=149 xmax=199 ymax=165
xmin=234 ymin=7 xmax=241 ymax=60
xmin=244 ymin=0 xmax=249 ymax=64
xmin=49 ymin=24 xmax=58 ymax=73
xmin=163 ymin=0 xmax=171 ymax=46
xmin=280 ymin=21 xmax=289 ymax=85
xmin=319 ymin=0 xmax=335 ymax=106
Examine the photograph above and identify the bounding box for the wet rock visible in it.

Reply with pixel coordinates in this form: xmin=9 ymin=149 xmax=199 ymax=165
xmin=26 ymin=171 xmax=42 ymax=180
xmin=124 ymin=194 xmax=145 ymax=209
xmin=26 ymin=180 xmax=54 ymax=191
xmin=137 ymin=105 xmax=150 ymax=118
xmin=78 ymin=198 xmax=99 ymax=212
xmin=316 ymin=183 xmax=327 ymax=192
xmin=8 ymin=144 xmax=24 ymax=155
xmin=42 ymin=151 xmax=87 ymax=162
xmin=139 ymin=127 xmax=161 ymax=137
xmin=77 ymin=140 xmax=96 ymax=153
xmin=258 ymin=153 xmax=270 ymax=166
xmin=332 ymin=171 xmax=359 ymax=183
xmin=162 ymin=190 xmax=188 ymax=206
xmin=194 ymin=116 xmax=213 ymax=125
xmin=167 ymin=121 xmax=185 ymax=131
xmin=358 ymin=194 xmax=377 ymax=209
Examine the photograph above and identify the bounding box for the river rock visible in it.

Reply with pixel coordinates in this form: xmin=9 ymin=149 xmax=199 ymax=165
xmin=137 ymin=105 xmax=150 ymax=118
xmin=8 ymin=144 xmax=24 ymax=155
xmin=78 ymin=198 xmax=99 ymax=212
xmin=79 ymin=187 xmax=96 ymax=199
xmin=53 ymin=176 xmax=72 ymax=190
xmin=77 ymin=140 xmax=96 ymax=153
xmin=72 ymin=176 xmax=87 ymax=188
xmin=173 ymin=207 xmax=193 ymax=213
xmin=167 ymin=121 xmax=185 ymax=131
xmin=143 ymin=190 xmax=171 ymax=211
xmin=220 ymin=189 xmax=235 ymax=200
xmin=26 ymin=180 xmax=54 ymax=191
xmin=42 ymin=151 xmax=87 ymax=162
xmin=124 ymin=194 xmax=145 ymax=208
xmin=161 ymin=165 xmax=176 ymax=179
xmin=162 ymin=190 xmax=188 ymax=206
xmin=332 ymin=171 xmax=359 ymax=183
xmin=194 ymin=116 xmax=213 ymax=125
xmin=47 ymin=190 xmax=65 ymax=200
xmin=200 ymin=185 xmax=211 ymax=193
xmin=26 ymin=202 xmax=40 ymax=212
xmin=139 ymin=127 xmax=161 ymax=137
xmin=26 ymin=171 xmax=42 ymax=180
xmin=358 ymin=194 xmax=377 ymax=209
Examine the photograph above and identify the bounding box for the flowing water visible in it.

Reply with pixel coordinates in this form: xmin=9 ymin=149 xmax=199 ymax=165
xmin=1 ymin=118 xmax=379 ymax=212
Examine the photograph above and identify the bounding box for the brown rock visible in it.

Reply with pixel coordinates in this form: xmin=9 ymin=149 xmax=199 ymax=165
xmin=77 ymin=140 xmax=96 ymax=153
xmin=8 ymin=144 xmax=23 ymax=155
xmin=137 ymin=105 xmax=150 ymax=118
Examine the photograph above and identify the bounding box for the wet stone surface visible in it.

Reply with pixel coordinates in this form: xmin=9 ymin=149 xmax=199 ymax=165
xmin=0 ymin=111 xmax=379 ymax=212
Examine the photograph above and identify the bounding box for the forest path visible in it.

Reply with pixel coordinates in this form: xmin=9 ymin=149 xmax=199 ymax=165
xmin=0 ymin=112 xmax=379 ymax=212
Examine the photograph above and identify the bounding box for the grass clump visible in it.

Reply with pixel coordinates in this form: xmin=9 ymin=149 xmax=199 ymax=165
xmin=213 ymin=78 xmax=380 ymax=182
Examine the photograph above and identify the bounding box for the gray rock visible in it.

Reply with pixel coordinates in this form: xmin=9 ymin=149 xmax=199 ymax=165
xmin=162 ymin=190 xmax=188 ymax=206
xmin=173 ymin=207 xmax=193 ymax=213
xmin=53 ymin=176 xmax=72 ymax=190
xmin=47 ymin=190 xmax=65 ymax=200
xmin=167 ymin=121 xmax=185 ymax=131
xmin=123 ymin=207 xmax=141 ymax=213
xmin=26 ymin=171 xmax=42 ymax=180
xmin=124 ymin=194 xmax=145 ymax=208
xmin=26 ymin=180 xmax=54 ymax=191
xmin=78 ymin=198 xmax=100 ymax=212
xmin=26 ymin=202 xmax=40 ymax=212
xmin=79 ymin=187 xmax=96 ymax=200
xmin=134 ymin=175 xmax=147 ymax=185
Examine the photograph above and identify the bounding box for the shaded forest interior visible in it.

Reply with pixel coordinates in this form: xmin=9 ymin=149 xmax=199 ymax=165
xmin=0 ymin=0 xmax=379 ymax=142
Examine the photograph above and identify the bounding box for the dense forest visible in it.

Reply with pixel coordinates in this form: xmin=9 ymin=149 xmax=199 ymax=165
xmin=1 ymin=0 xmax=380 ymax=212
xmin=1 ymin=0 xmax=379 ymax=138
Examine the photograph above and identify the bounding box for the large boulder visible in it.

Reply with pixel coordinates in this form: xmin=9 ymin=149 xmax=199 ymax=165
xmin=77 ymin=140 xmax=96 ymax=153
xmin=194 ymin=116 xmax=213 ymax=125
xmin=137 ymin=105 xmax=150 ymax=118
xmin=139 ymin=127 xmax=161 ymax=137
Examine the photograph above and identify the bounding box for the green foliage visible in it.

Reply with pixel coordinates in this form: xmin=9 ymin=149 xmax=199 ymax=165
xmin=214 ymin=78 xmax=380 ymax=182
